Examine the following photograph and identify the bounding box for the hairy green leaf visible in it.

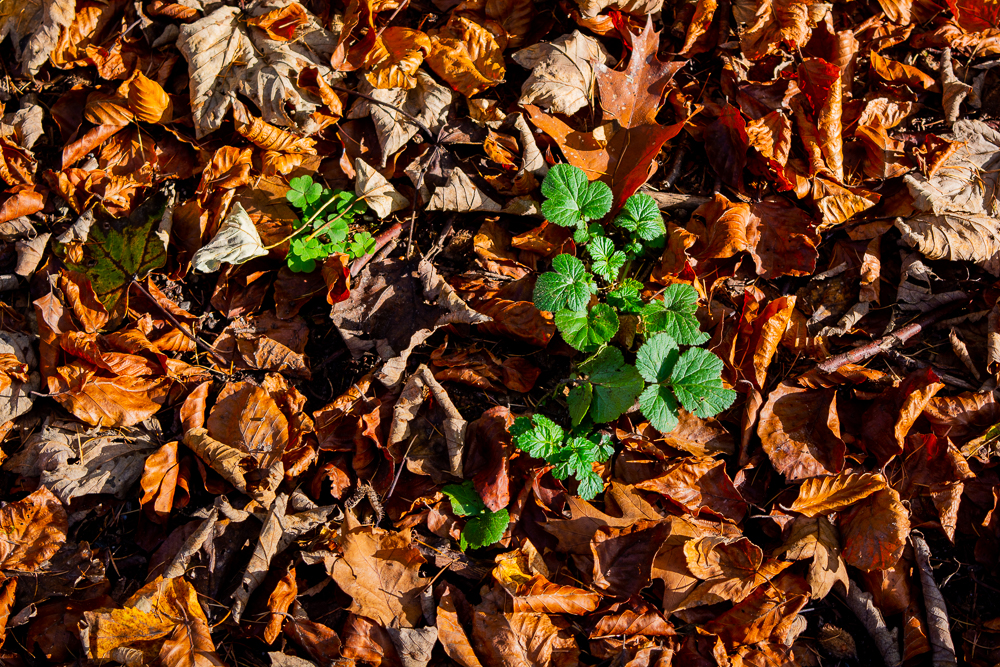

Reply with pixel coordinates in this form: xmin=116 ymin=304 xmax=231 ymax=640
xmin=511 ymin=414 xmax=565 ymax=460
xmin=568 ymin=382 xmax=593 ymax=427
xmin=614 ymin=193 xmax=665 ymax=240
xmin=555 ymin=303 xmax=619 ymax=352
xmin=533 ymin=254 xmax=596 ymax=313
xmin=641 ymin=284 xmax=709 ymax=346
xmin=608 ymin=278 xmax=645 ymax=313
xmin=636 ymin=333 xmax=680 ymax=384
xmin=541 ymin=164 xmax=612 ymax=228
xmin=578 ymin=347 xmax=643 ymax=423
xmin=639 ymin=384 xmax=679 ymax=434
xmin=669 ymin=347 xmax=737 ymax=418
xmin=587 ymin=236 xmax=627 ymax=282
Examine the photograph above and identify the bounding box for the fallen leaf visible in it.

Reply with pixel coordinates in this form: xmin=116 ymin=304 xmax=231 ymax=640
xmin=356 ymin=158 xmax=409 ymax=218
xmin=192 ymin=202 xmax=269 ymax=273
xmin=758 ymin=383 xmax=845 ymax=480
xmin=426 ymin=16 xmax=505 ymax=97
xmin=0 ymin=486 xmax=67 ymax=570
xmin=774 ymin=515 xmax=849 ymax=599
xmin=591 ymin=520 xmax=671 ymax=598
xmin=787 ymin=471 xmax=888 ymax=517
xmin=839 ymin=487 xmax=910 ymax=570
xmin=512 ymin=31 xmax=612 ymax=116
xmin=636 ymin=457 xmax=747 ymax=522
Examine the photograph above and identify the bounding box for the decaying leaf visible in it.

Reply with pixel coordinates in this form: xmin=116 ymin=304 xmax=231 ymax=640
xmin=513 ymin=32 xmax=612 ymax=116
xmin=192 ymin=202 xmax=269 ymax=273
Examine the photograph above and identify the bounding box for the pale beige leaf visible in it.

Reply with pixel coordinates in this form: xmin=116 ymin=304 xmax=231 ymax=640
xmin=355 ymin=159 xmax=409 ymax=218
xmin=512 ymin=31 xmax=612 ymax=116
xmin=191 ymin=202 xmax=268 ymax=273
xmin=427 ymin=168 xmax=501 ymax=213
xmin=896 ymin=212 xmax=1000 ymax=276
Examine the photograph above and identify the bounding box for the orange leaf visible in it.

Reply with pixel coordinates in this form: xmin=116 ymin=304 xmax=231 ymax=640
xmin=787 ymin=471 xmax=887 ymax=517
xmin=427 ymin=16 xmax=505 ymax=97
xmin=263 ymin=565 xmax=297 ymax=644
xmin=870 ymin=50 xmax=941 ymax=91
xmin=140 ymin=441 xmax=180 ymax=523
xmin=758 ymin=383 xmax=845 ymax=481
xmin=0 ymin=486 xmax=67 ymax=571
xmin=247 ymin=2 xmax=310 ymax=40
xmin=636 ymin=457 xmax=747 ymax=522
xmin=840 ymin=487 xmax=910 ymax=570
xmin=364 ymin=27 xmax=432 ymax=89
xmin=124 ymin=71 xmax=173 ymax=124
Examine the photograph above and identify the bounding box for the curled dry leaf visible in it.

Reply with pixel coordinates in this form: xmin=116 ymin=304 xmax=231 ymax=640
xmin=775 ymin=515 xmax=849 ymax=599
xmin=427 ymin=168 xmax=501 ymax=213
xmin=364 ymin=27 xmax=432 ymax=90
xmin=355 ymin=158 xmax=409 ymax=218
xmin=191 ymin=202 xmax=269 ymax=273
xmin=512 ymin=31 xmax=612 ymax=116
xmin=0 ymin=486 xmax=67 ymax=570
xmin=636 ymin=457 xmax=747 ymax=522
xmin=758 ymin=383 xmax=846 ymax=481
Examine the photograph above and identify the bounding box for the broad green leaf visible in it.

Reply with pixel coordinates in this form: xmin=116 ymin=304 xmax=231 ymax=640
xmin=533 ymin=254 xmax=596 ymax=313
xmin=64 ymin=192 xmax=169 ymax=322
xmin=579 ymin=347 xmax=643 ymax=423
xmin=461 ymin=508 xmax=509 ymax=549
xmin=442 ymin=481 xmax=487 ymax=517
xmin=636 ymin=333 xmax=680 ymax=383
xmin=587 ymin=236 xmax=626 ymax=282
xmin=511 ymin=414 xmax=565 ymax=460
xmin=669 ymin=347 xmax=738 ymax=418
xmin=575 ymin=469 xmax=604 ymax=501
xmin=541 ymin=164 xmax=612 ymax=228
xmin=608 ymin=278 xmax=644 ymax=313
xmin=568 ymin=382 xmax=593 ymax=427
xmin=555 ymin=303 xmax=619 ymax=352
xmin=614 ymin=193 xmax=665 ymax=240
xmin=641 ymin=284 xmax=709 ymax=345
xmin=639 ymin=384 xmax=679 ymax=434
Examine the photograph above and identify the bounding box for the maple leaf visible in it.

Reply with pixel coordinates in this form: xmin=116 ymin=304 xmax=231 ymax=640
xmin=525 ymin=17 xmax=685 ymax=212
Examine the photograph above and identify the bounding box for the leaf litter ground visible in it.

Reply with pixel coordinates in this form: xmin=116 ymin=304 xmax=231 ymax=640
xmin=4 ymin=1 xmax=1000 ymax=667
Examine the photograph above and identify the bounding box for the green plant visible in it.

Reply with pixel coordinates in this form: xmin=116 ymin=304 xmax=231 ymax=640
xmin=513 ymin=164 xmax=736 ymax=487
xmin=509 ymin=415 xmax=614 ymax=500
xmin=284 ymin=175 xmax=377 ymax=272
xmin=441 ymin=481 xmax=510 ymax=550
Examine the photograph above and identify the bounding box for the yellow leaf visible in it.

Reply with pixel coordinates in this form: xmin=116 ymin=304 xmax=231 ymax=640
xmin=364 ymin=27 xmax=432 ymax=90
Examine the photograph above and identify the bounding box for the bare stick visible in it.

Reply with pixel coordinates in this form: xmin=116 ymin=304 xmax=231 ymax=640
xmin=349 ymin=219 xmax=411 ymax=277
xmin=912 ymin=532 xmax=958 ymax=667
xmin=880 ymin=349 xmax=978 ymax=391
xmin=836 ymin=578 xmax=902 ymax=667
xmin=817 ymin=295 xmax=969 ymax=373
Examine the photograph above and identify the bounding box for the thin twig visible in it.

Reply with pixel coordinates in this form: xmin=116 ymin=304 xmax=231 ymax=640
xmin=879 ymin=349 xmax=978 ymax=391
xmin=836 ymin=578 xmax=902 ymax=667
xmin=817 ymin=295 xmax=970 ymax=373
xmin=130 ymin=279 xmax=229 ymax=367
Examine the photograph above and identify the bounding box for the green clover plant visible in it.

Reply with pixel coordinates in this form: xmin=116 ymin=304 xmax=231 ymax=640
xmin=513 ymin=164 xmax=736 ymax=497
xmin=284 ymin=175 xmax=377 ymax=273
xmin=442 ymin=481 xmax=510 ymax=550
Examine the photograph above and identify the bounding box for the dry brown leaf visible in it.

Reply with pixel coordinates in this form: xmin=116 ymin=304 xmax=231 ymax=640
xmin=680 ymin=536 xmax=791 ymax=609
xmin=330 ymin=509 xmax=430 ymax=628
xmin=364 ymin=27 xmax=431 ymax=90
xmin=471 ymin=610 xmax=579 ymax=667
xmin=356 ymin=158 xmax=409 ymax=218
xmin=0 ymin=486 xmax=67 ymax=570
xmin=512 ymin=31 xmax=611 ymax=116
xmin=840 ymin=487 xmax=910 ymax=571
xmin=774 ymin=515 xmax=849 ymax=599
xmin=758 ymin=383 xmax=845 ymax=481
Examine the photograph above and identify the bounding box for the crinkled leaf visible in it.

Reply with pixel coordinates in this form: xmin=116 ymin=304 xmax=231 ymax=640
xmin=550 ymin=435 xmax=611 ymax=500
xmin=636 ymin=333 xmax=680 ymax=384
xmin=555 ymin=303 xmax=619 ymax=352
xmin=608 ymin=278 xmax=644 ymax=313
xmin=193 ymin=202 xmax=269 ymax=273
xmin=541 ymin=164 xmax=612 ymax=228
xmin=587 ymin=236 xmax=626 ymax=282
xmin=641 ymin=284 xmax=709 ymax=345
xmin=533 ymin=253 xmax=596 ymax=312
xmin=579 ymin=347 xmax=644 ymax=423
xmin=511 ymin=414 xmax=564 ymax=460
xmin=615 ymin=193 xmax=665 ymax=240
xmin=443 ymin=481 xmax=487 ymax=517
xmin=461 ymin=508 xmax=509 ymax=549
xmin=639 ymin=384 xmax=679 ymax=433
xmin=670 ymin=348 xmax=737 ymax=418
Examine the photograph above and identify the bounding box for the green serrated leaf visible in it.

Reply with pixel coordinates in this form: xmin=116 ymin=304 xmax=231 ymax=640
xmin=568 ymin=382 xmax=593 ymax=427
xmin=574 ymin=468 xmax=604 ymax=500
xmin=587 ymin=236 xmax=626 ymax=283
xmin=64 ymin=193 xmax=168 ymax=323
xmin=442 ymin=481 xmax=487 ymax=517
xmin=578 ymin=347 xmax=643 ymax=423
xmin=614 ymin=193 xmax=665 ymax=241
xmin=555 ymin=303 xmax=619 ymax=352
xmin=608 ymin=278 xmax=645 ymax=314
xmin=512 ymin=414 xmax=565 ymax=460
xmin=461 ymin=508 xmax=509 ymax=549
xmin=641 ymin=284 xmax=709 ymax=346
xmin=541 ymin=164 xmax=613 ymax=228
xmin=669 ymin=347 xmax=738 ymax=418
xmin=639 ymin=384 xmax=679 ymax=434
xmin=533 ymin=254 xmax=596 ymax=313
xmin=636 ymin=333 xmax=680 ymax=384
xmin=551 ymin=436 xmax=607 ymax=500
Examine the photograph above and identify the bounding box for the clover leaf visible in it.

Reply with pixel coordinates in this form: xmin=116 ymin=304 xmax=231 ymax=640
xmin=348 ymin=231 xmax=377 ymax=259
xmin=541 ymin=164 xmax=612 ymax=229
xmin=533 ymin=254 xmax=597 ymax=313
xmin=286 ymin=175 xmax=324 ymax=209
